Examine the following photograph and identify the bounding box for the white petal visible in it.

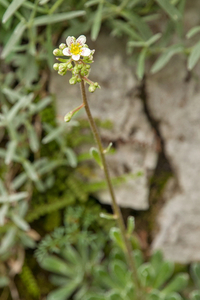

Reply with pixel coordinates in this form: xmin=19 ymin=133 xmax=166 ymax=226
xmin=72 ymin=54 xmax=80 ymax=61
xmin=63 ymin=48 xmax=71 ymax=56
xmin=66 ymin=36 xmax=74 ymax=47
xmin=77 ymin=35 xmax=86 ymax=46
xmin=81 ymin=47 xmax=91 ymax=56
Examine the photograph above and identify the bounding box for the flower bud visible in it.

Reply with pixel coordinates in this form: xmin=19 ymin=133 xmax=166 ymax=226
xmin=53 ymin=48 xmax=63 ymax=56
xmin=69 ymin=77 xmax=77 ymax=85
xmin=67 ymin=63 xmax=73 ymax=69
xmin=94 ymin=82 xmax=100 ymax=88
xmin=59 ymin=43 xmax=66 ymax=50
xmin=88 ymin=85 xmax=96 ymax=93
xmin=53 ymin=63 xmax=59 ymax=71
xmin=77 ymin=77 xmax=81 ymax=83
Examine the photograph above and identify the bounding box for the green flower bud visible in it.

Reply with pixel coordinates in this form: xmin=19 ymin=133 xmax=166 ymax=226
xmin=88 ymin=85 xmax=96 ymax=93
xmin=77 ymin=77 xmax=81 ymax=83
xmin=77 ymin=63 xmax=83 ymax=70
xmin=94 ymin=82 xmax=100 ymax=88
xmin=59 ymin=63 xmax=67 ymax=73
xmin=69 ymin=77 xmax=77 ymax=85
xmin=53 ymin=48 xmax=63 ymax=56
xmin=86 ymin=65 xmax=91 ymax=69
xmin=53 ymin=63 xmax=59 ymax=71
xmin=67 ymin=63 xmax=73 ymax=69
xmin=59 ymin=43 xmax=66 ymax=50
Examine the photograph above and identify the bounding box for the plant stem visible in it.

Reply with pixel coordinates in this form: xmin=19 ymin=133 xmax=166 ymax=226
xmin=80 ymin=78 xmax=142 ymax=297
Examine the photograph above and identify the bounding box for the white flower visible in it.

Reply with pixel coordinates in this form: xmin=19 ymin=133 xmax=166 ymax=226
xmin=63 ymin=35 xmax=91 ymax=61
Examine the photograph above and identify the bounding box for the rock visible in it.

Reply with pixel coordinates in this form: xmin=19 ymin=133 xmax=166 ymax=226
xmin=50 ymin=32 xmax=158 ymax=210
xmin=148 ymin=56 xmax=200 ymax=263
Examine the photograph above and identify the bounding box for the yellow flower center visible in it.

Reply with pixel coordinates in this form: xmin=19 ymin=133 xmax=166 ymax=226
xmin=70 ymin=43 xmax=82 ymax=55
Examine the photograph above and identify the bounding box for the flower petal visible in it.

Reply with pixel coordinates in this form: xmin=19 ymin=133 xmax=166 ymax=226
xmin=77 ymin=35 xmax=86 ymax=46
xmin=81 ymin=47 xmax=91 ymax=56
xmin=63 ymin=48 xmax=71 ymax=56
xmin=66 ymin=36 xmax=74 ymax=47
xmin=72 ymin=54 xmax=80 ymax=61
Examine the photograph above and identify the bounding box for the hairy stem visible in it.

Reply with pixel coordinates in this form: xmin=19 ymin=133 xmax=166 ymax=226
xmin=80 ymin=78 xmax=142 ymax=297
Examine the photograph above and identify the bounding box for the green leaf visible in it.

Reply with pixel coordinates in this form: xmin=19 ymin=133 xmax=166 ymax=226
xmin=191 ymin=263 xmax=200 ymax=287
xmin=23 ymin=161 xmax=39 ymax=181
xmin=0 ymin=228 xmax=16 ymax=255
xmin=190 ymin=290 xmax=200 ymax=300
xmin=150 ymin=250 xmax=163 ymax=273
xmin=138 ymin=263 xmax=155 ymax=287
xmin=91 ymin=1 xmax=103 ymax=41
xmin=0 ymin=192 xmax=28 ymax=203
xmin=162 ymin=273 xmax=189 ymax=294
xmin=136 ymin=48 xmax=147 ymax=80
xmin=40 ymin=255 xmax=74 ymax=277
xmin=33 ymin=11 xmax=86 ymax=26
xmin=110 ymin=260 xmax=128 ymax=287
xmin=103 ymin=142 xmax=113 ymax=154
xmin=100 ymin=212 xmax=116 ymax=220
xmin=155 ymin=0 xmax=182 ymax=21
xmin=26 ymin=123 xmax=39 ymax=153
xmin=186 ymin=26 xmax=200 ymax=39
xmin=64 ymin=148 xmax=77 ymax=168
xmin=90 ymin=147 xmax=102 ymax=168
xmin=2 ymin=0 xmax=26 ymax=23
xmin=127 ymin=216 xmax=135 ymax=235
xmin=133 ymin=249 xmax=143 ymax=268
xmin=42 ymin=124 xmax=66 ymax=144
xmin=47 ymin=281 xmax=79 ymax=300
xmin=153 ymin=261 xmax=174 ymax=289
xmin=109 ymin=227 xmax=125 ymax=250
xmin=5 ymin=140 xmax=17 ymax=165
xmin=11 ymin=214 xmax=30 ymax=231
xmin=147 ymin=290 xmax=160 ymax=300
xmin=165 ymin=292 xmax=182 ymax=300
xmin=1 ymin=21 xmax=26 ymax=58
xmin=85 ymin=0 xmax=100 ymax=7
xmin=146 ymin=33 xmax=162 ymax=47
xmin=0 ymin=204 xmax=8 ymax=226
xmin=151 ymin=45 xmax=183 ymax=74
xmin=188 ymin=40 xmax=200 ymax=70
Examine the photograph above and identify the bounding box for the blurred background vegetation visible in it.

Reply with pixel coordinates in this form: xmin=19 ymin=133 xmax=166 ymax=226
xmin=1 ymin=0 xmax=200 ymax=299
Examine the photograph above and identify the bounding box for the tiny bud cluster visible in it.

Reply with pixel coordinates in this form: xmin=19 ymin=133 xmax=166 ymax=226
xmin=53 ymin=35 xmax=100 ymax=93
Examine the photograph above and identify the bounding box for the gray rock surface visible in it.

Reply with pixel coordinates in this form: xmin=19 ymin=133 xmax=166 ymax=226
xmin=50 ymin=33 xmax=158 ymax=210
xmin=148 ymin=57 xmax=200 ymax=263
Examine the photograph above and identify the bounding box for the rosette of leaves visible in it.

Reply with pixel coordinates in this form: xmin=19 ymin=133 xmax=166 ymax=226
xmin=87 ymin=226 xmax=189 ymax=300
xmin=37 ymin=233 xmax=105 ymax=300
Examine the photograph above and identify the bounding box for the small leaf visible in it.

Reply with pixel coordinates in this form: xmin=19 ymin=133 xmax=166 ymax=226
xmin=47 ymin=282 xmax=80 ymax=300
xmin=155 ymin=0 xmax=182 ymax=21
xmin=26 ymin=123 xmax=39 ymax=153
xmin=133 ymin=249 xmax=144 ymax=268
xmin=42 ymin=125 xmax=65 ymax=144
xmin=90 ymin=147 xmax=102 ymax=168
xmin=186 ymin=26 xmax=200 ymax=39
xmin=109 ymin=227 xmax=125 ymax=250
xmin=151 ymin=45 xmax=183 ymax=74
xmin=23 ymin=161 xmax=38 ymax=181
xmin=165 ymin=292 xmax=182 ymax=300
xmin=85 ymin=0 xmax=100 ymax=7
xmin=146 ymin=33 xmax=162 ymax=46
xmin=188 ymin=40 xmax=200 ymax=70
xmin=0 ymin=192 xmax=28 ymax=203
xmin=0 ymin=228 xmax=16 ymax=255
xmin=91 ymin=1 xmax=103 ymax=41
xmin=190 ymin=290 xmax=200 ymax=300
xmin=5 ymin=140 xmax=17 ymax=165
xmin=1 ymin=21 xmax=26 ymax=58
xmin=39 ymin=0 xmax=50 ymax=4
xmin=33 ymin=11 xmax=86 ymax=26
xmin=64 ymin=148 xmax=77 ymax=168
xmin=40 ymin=255 xmax=74 ymax=277
xmin=2 ymin=0 xmax=26 ymax=23
xmin=127 ymin=216 xmax=135 ymax=235
xmin=136 ymin=47 xmax=147 ymax=80
xmin=0 ymin=204 xmax=8 ymax=226
xmin=153 ymin=261 xmax=174 ymax=289
xmin=191 ymin=263 xmax=200 ymax=287
xmin=103 ymin=142 xmax=113 ymax=154
xmin=162 ymin=273 xmax=189 ymax=294
xmin=100 ymin=212 xmax=116 ymax=220
xmin=11 ymin=214 xmax=30 ymax=231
